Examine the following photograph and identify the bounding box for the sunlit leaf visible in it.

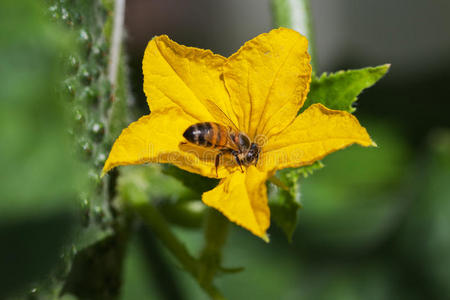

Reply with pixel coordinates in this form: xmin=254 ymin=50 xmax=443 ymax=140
xmin=302 ymin=64 xmax=390 ymax=113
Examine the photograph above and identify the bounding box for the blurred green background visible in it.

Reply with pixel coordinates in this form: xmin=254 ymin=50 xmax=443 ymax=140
xmin=1 ymin=0 xmax=449 ymax=300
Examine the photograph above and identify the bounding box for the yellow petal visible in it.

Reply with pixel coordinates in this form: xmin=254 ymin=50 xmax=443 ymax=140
xmin=202 ymin=166 xmax=270 ymax=239
xmin=223 ymin=27 xmax=311 ymax=138
xmin=143 ymin=35 xmax=238 ymax=128
xmin=102 ymin=107 xmax=233 ymax=178
xmin=261 ymin=104 xmax=375 ymax=172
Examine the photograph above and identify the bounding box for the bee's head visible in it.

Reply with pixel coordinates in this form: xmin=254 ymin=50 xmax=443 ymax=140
xmin=236 ymin=133 xmax=260 ymax=166
xmin=244 ymin=142 xmax=260 ymax=165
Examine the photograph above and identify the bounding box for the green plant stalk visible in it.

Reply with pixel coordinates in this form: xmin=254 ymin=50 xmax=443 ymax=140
xmin=271 ymin=0 xmax=317 ymax=72
xmin=136 ymin=202 xmax=199 ymax=270
xmin=134 ymin=205 xmax=226 ymax=300
xmin=199 ymin=209 xmax=229 ymax=285
xmin=138 ymin=205 xmax=226 ymax=299
xmin=108 ymin=0 xmax=125 ymax=86
xmin=120 ymin=184 xmax=198 ymax=276
xmin=120 ymin=179 xmax=226 ymax=300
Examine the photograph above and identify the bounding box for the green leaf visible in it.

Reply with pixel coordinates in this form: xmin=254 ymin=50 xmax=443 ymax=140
xmin=267 ymin=166 xmax=312 ymax=241
xmin=268 ymin=162 xmax=323 ymax=241
xmin=302 ymin=64 xmax=390 ymax=113
xmin=295 ymin=161 xmax=324 ymax=178
xmin=268 ymin=187 xmax=300 ymax=242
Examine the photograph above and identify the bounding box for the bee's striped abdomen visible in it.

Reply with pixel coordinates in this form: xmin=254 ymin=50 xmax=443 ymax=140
xmin=209 ymin=122 xmax=229 ymax=147
xmin=183 ymin=122 xmax=230 ymax=148
xmin=183 ymin=123 xmax=213 ymax=147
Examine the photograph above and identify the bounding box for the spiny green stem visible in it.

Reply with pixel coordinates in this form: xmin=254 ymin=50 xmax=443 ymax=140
xmin=271 ymin=0 xmax=317 ymax=72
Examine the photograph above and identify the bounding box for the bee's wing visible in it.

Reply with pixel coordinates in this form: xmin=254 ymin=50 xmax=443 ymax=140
xmin=203 ymin=99 xmax=239 ymax=131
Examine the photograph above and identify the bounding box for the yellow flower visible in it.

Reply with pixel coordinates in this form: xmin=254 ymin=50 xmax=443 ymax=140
xmin=103 ymin=28 xmax=374 ymax=241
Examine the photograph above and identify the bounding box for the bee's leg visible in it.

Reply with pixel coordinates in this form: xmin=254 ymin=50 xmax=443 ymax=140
xmin=232 ymin=151 xmax=244 ymax=173
xmin=215 ymin=152 xmax=222 ymax=177
xmin=254 ymin=152 xmax=260 ymax=166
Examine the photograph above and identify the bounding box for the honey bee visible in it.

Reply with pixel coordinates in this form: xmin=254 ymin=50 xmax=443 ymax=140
xmin=181 ymin=101 xmax=260 ymax=177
